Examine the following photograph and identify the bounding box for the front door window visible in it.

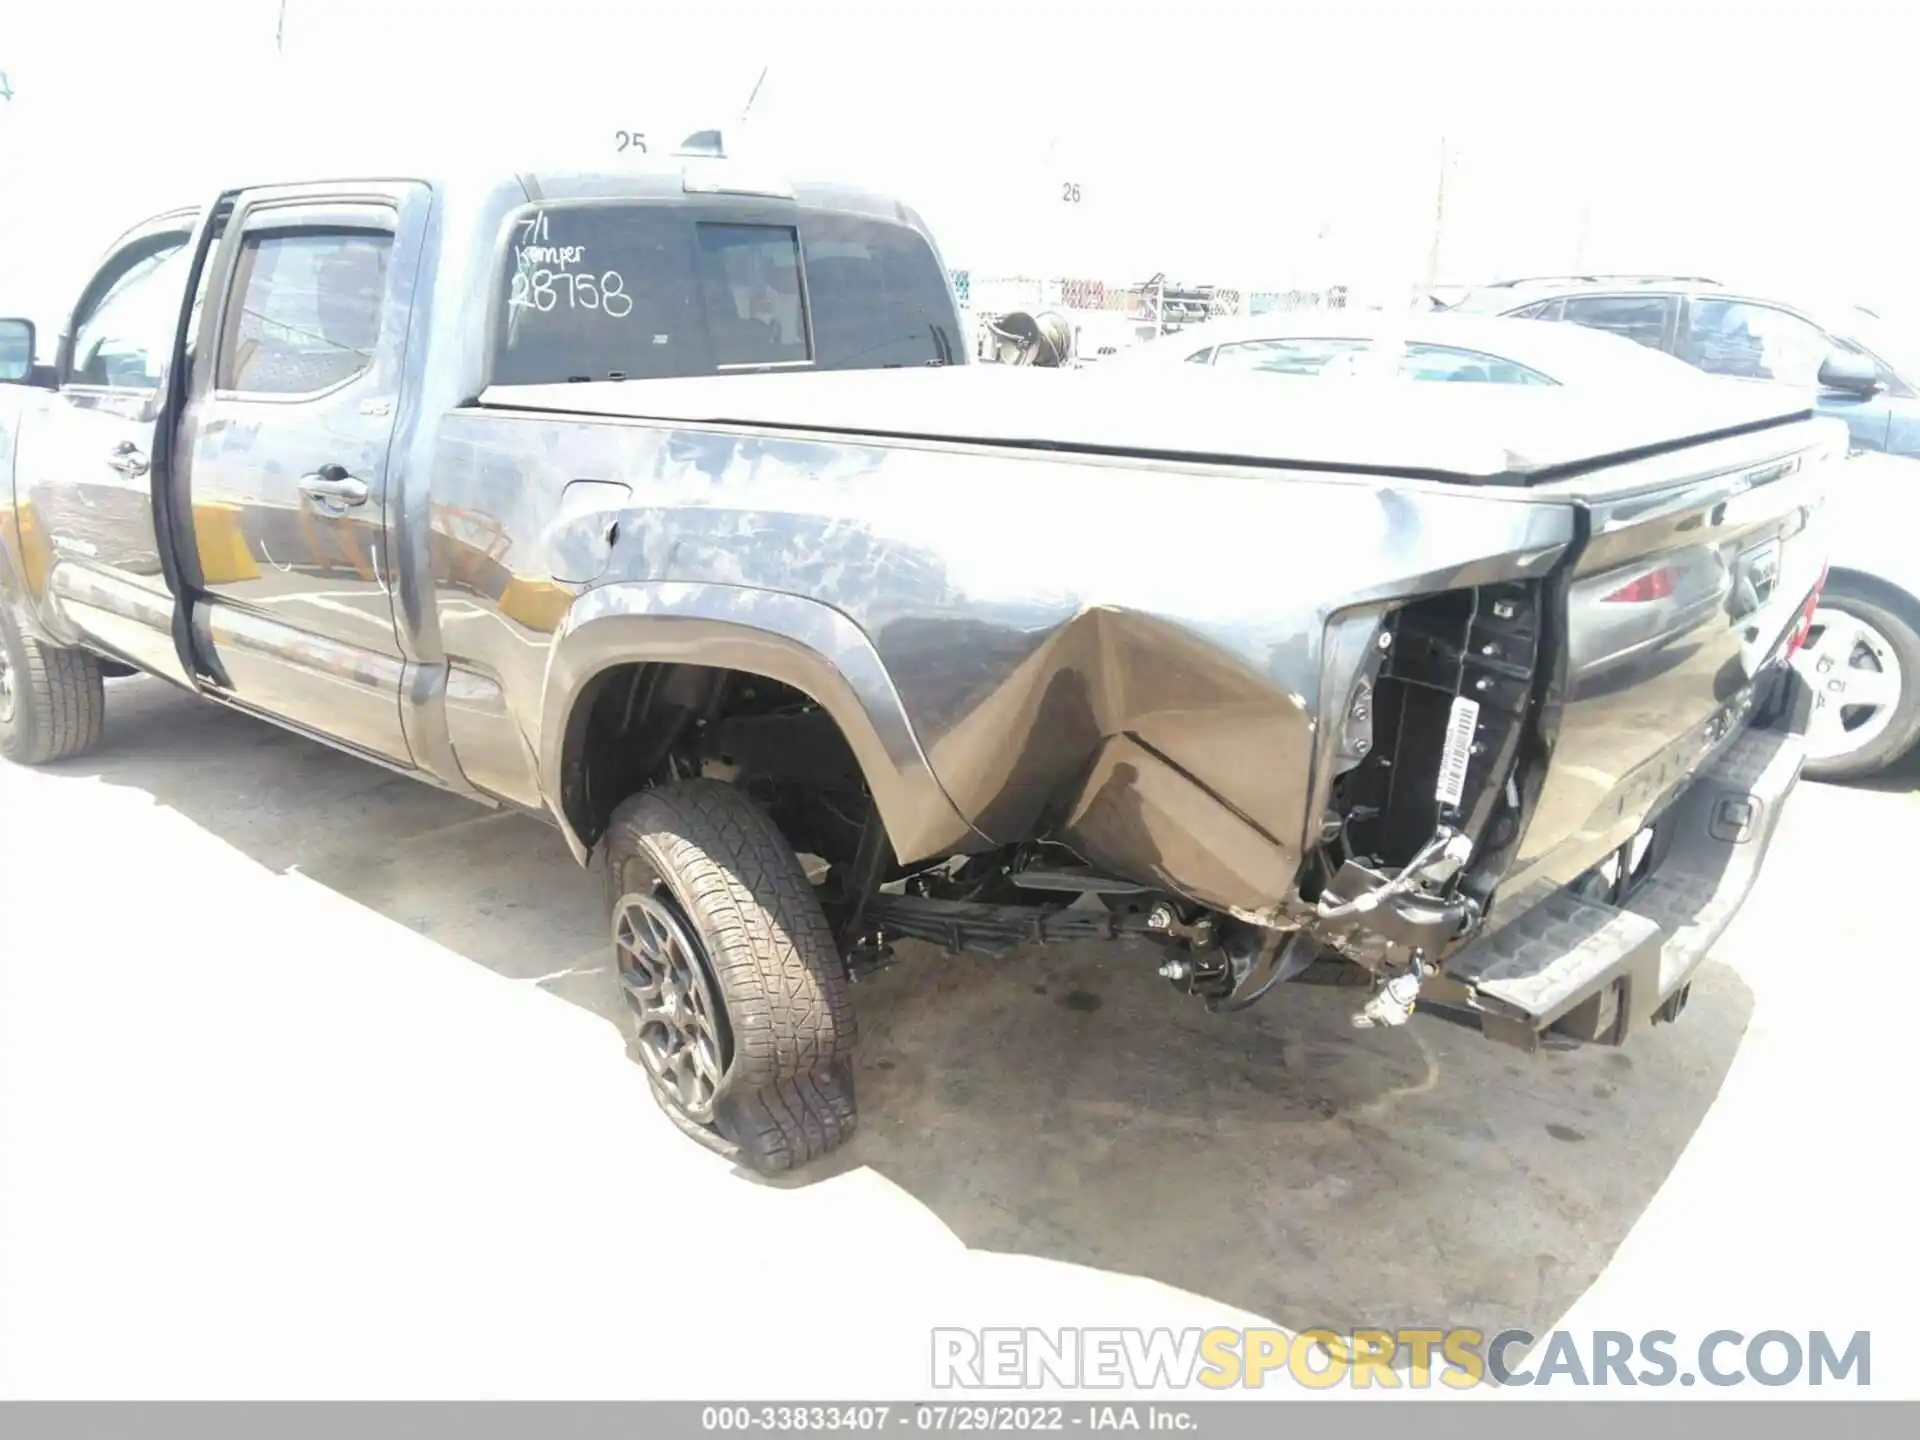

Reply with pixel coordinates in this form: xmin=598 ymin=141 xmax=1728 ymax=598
xmin=1681 ymin=299 xmax=1839 ymax=386
xmin=70 ymin=242 xmax=192 ymax=392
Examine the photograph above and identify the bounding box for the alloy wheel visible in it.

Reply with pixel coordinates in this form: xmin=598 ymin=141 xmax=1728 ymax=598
xmin=1793 ymin=605 xmax=1905 ymax=763
xmin=613 ymin=887 xmax=729 ymax=1124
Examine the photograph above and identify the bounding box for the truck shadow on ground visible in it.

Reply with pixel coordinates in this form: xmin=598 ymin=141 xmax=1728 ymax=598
xmin=63 ymin=677 xmax=1753 ymax=1344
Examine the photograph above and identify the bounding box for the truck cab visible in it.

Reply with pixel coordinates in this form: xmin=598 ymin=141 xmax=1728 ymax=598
xmin=0 ymin=146 xmax=964 ymax=774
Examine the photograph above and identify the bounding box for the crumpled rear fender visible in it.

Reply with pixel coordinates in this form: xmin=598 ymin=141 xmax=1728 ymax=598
xmin=877 ymin=481 xmax=1576 ymax=905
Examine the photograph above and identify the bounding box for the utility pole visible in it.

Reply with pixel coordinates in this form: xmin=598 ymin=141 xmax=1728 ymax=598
xmin=740 ymin=65 xmax=768 ymax=123
xmin=276 ymin=0 xmax=288 ymax=52
xmin=1425 ymin=133 xmax=1451 ymax=292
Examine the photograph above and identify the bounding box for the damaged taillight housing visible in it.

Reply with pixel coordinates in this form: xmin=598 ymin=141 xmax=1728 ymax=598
xmin=1305 ymin=580 xmax=1548 ymax=971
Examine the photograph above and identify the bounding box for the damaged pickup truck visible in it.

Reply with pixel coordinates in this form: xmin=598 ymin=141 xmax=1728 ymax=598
xmin=0 ymin=147 xmax=1836 ymax=1172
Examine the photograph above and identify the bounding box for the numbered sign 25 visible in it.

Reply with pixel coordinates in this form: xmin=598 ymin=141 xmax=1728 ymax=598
xmin=616 ymin=130 xmax=649 ymax=153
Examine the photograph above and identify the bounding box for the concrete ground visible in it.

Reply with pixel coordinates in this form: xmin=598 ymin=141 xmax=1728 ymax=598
xmin=1 ymin=674 xmax=1914 ymax=1397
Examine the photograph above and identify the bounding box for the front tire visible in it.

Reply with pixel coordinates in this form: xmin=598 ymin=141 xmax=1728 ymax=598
xmin=0 ymin=607 xmax=106 ymax=766
xmin=605 ymin=780 xmax=858 ymax=1174
xmin=1794 ymin=576 xmax=1920 ymax=782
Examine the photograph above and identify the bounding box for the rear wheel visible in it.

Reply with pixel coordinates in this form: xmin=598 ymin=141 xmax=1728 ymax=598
xmin=0 ymin=608 xmax=106 ymax=766
xmin=1793 ymin=578 xmax=1920 ymax=782
xmin=605 ymin=780 xmax=858 ymax=1173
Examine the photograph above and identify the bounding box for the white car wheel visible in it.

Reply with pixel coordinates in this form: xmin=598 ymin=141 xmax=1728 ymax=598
xmin=1796 ymin=605 xmax=1904 ymax=762
xmin=1790 ymin=582 xmax=1920 ymax=781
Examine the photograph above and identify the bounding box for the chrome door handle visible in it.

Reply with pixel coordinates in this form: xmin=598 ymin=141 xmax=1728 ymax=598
xmin=107 ymin=441 xmax=148 ymax=477
xmin=299 ymin=465 xmax=369 ymax=508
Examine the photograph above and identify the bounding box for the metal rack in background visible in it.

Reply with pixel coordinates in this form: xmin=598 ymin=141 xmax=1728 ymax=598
xmin=1131 ymin=274 xmax=1239 ymax=336
xmin=950 ymin=271 xmax=1367 ymax=366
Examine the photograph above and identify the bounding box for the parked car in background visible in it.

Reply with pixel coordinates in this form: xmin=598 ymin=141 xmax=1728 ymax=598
xmin=1449 ymin=275 xmax=1920 ymax=780
xmin=1787 ymin=447 xmax=1920 ymax=779
xmin=1097 ymin=308 xmax=1718 ymax=388
xmin=1447 ymin=276 xmax=1920 ymax=455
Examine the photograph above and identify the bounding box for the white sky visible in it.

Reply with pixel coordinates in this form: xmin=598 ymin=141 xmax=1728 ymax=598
xmin=5 ymin=0 xmax=1919 ymax=330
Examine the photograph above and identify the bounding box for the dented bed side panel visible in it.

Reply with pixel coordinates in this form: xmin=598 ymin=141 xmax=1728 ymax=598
xmin=430 ymin=404 xmax=1576 ymax=906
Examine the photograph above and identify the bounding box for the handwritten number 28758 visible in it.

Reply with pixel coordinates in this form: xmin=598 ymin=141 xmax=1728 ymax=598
xmin=509 ymin=269 xmax=634 ymax=318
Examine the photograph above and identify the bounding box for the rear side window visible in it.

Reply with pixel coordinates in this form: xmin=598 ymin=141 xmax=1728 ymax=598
xmin=218 ymin=230 xmax=391 ymax=395
xmin=1506 ymin=298 xmax=1564 ymax=321
xmin=492 ymin=203 xmax=959 ymax=384
xmin=1559 ymin=294 xmax=1674 ymax=352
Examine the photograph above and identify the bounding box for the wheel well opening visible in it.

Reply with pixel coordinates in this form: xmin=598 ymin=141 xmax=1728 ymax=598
xmin=562 ymin=662 xmax=881 ymax=872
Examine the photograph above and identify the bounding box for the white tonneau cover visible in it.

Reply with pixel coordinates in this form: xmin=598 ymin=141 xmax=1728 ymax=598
xmin=480 ymin=364 xmax=1815 ymax=485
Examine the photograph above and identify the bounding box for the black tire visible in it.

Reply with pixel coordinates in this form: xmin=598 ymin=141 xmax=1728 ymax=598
xmin=1799 ymin=577 xmax=1920 ymax=783
xmin=604 ymin=780 xmax=857 ymax=1173
xmin=0 ymin=607 xmax=106 ymax=766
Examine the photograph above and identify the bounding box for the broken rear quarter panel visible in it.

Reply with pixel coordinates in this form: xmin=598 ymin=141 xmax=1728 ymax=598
xmin=428 ymin=403 xmax=1576 ymax=876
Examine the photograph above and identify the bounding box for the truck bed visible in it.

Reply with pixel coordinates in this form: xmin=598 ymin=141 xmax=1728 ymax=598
xmin=458 ymin=364 xmax=1836 ymax=1044
xmin=480 ymin=364 xmax=1813 ymax=486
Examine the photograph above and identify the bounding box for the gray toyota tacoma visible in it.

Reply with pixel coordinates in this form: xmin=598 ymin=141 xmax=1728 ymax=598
xmin=0 ymin=143 xmax=1838 ymax=1171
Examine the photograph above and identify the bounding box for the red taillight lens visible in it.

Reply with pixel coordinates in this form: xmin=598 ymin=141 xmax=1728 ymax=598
xmin=1603 ymin=567 xmax=1676 ymax=603
xmin=1783 ymin=565 xmax=1828 ymax=661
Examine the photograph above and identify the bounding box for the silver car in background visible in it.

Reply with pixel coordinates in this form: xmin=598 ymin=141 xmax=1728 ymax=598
xmin=1098 ymin=308 xmax=1720 ymax=388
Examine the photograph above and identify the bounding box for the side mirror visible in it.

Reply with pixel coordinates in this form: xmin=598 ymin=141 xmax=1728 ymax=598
xmin=0 ymin=317 xmax=37 ymax=384
xmin=1817 ymin=349 xmax=1880 ymax=397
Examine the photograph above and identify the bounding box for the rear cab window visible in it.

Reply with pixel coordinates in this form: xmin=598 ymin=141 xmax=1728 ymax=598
xmin=492 ymin=201 xmax=960 ymax=384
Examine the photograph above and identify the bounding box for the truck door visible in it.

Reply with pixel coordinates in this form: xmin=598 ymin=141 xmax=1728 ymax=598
xmin=177 ymin=188 xmax=426 ymax=766
xmin=9 ymin=214 xmax=201 ymax=685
